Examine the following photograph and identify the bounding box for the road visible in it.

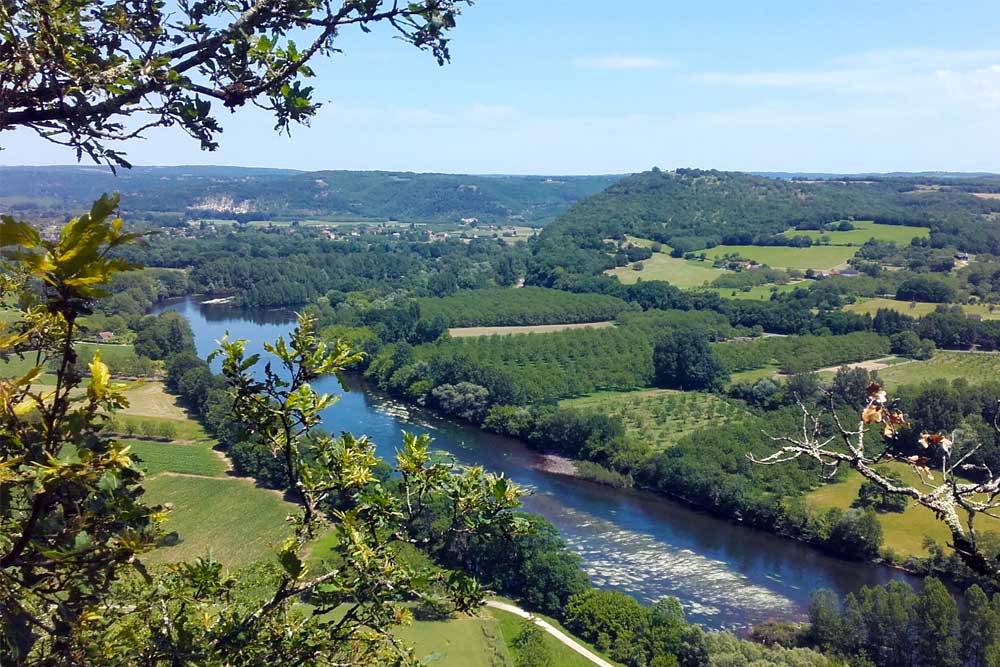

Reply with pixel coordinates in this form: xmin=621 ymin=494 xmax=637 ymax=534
xmin=484 ymin=600 xmax=616 ymax=667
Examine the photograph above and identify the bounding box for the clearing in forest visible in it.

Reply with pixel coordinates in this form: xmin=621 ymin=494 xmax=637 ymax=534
xmin=705 ymin=244 xmax=857 ymax=271
xmin=606 ymin=253 xmax=723 ymax=288
xmin=781 ymin=221 xmax=930 ymax=246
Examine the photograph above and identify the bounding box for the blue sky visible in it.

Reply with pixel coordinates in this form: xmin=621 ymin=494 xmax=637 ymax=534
xmin=3 ymin=1 xmax=1000 ymax=173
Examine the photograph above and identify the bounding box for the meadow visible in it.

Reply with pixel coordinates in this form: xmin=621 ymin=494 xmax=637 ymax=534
xmin=781 ymin=221 xmax=930 ymax=246
xmin=705 ymin=244 xmax=858 ymax=270
xmin=844 ymin=297 xmax=1000 ymax=320
xmin=561 ymin=389 xmax=746 ymax=451
xmin=805 ymin=462 xmax=956 ymax=559
xmin=606 ymin=253 xmax=723 ymax=288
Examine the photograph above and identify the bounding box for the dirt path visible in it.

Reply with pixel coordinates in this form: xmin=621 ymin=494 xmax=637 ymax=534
xmin=484 ymin=600 xmax=616 ymax=667
xmin=815 ymin=357 xmax=911 ymax=374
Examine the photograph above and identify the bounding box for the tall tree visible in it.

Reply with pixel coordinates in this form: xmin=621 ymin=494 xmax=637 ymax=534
xmin=962 ymin=585 xmax=1000 ymax=667
xmin=912 ymin=577 xmax=960 ymax=667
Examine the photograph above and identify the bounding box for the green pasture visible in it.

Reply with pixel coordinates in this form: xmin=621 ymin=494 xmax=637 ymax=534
xmin=782 ymin=221 xmax=929 ymax=246
xmin=561 ymin=389 xmax=746 ymax=451
xmin=705 ymin=244 xmax=857 ymax=270
xmin=606 ymin=253 xmax=723 ymax=288
xmin=806 ymin=462 xmax=959 ymax=559
xmin=125 ymin=438 xmax=228 ymax=477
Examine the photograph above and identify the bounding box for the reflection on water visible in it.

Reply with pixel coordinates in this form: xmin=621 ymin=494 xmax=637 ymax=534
xmin=154 ymin=296 xmax=916 ymax=630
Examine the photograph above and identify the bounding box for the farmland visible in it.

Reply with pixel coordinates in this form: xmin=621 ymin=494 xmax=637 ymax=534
xmin=781 ymin=221 xmax=930 ymax=246
xmin=606 ymin=253 xmax=723 ymax=287
xmin=877 ymin=350 xmax=1000 ymax=387
xmin=449 ymin=321 xmax=616 ymax=337
xmin=705 ymin=244 xmax=858 ymax=270
xmin=560 ymin=389 xmax=746 ymax=451
xmin=844 ymin=297 xmax=1000 ymax=320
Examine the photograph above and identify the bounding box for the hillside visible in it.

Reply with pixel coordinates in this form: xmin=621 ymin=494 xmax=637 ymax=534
xmin=0 ymin=165 xmax=618 ymax=225
xmin=528 ymin=168 xmax=1000 ymax=284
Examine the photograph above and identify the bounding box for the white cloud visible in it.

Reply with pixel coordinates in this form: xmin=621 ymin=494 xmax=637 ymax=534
xmin=577 ymin=55 xmax=672 ymax=70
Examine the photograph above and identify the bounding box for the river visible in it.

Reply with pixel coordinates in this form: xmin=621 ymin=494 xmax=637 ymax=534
xmin=154 ymin=296 xmax=916 ymax=630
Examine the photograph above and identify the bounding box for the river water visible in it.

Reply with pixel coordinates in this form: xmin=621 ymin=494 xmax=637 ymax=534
xmin=154 ymin=296 xmax=915 ymax=630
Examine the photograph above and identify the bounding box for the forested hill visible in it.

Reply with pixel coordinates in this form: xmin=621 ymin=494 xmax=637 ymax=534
xmin=0 ymin=165 xmax=619 ymax=225
xmin=528 ymin=167 xmax=1000 ymax=284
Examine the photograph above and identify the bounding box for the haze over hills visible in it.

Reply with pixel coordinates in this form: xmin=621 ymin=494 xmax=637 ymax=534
xmin=0 ymin=165 xmax=619 ymax=225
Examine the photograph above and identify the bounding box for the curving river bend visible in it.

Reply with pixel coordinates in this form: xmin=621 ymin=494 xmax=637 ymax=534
xmin=154 ymin=296 xmax=916 ymax=630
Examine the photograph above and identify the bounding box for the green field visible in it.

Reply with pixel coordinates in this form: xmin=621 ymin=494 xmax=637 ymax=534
xmin=144 ymin=474 xmax=294 ymax=567
xmin=706 ymin=244 xmax=858 ymax=270
xmin=878 ymin=351 xmax=1000 ymax=387
xmin=806 ymin=462 xmax=956 ymax=558
xmin=698 ymin=281 xmax=813 ymax=301
xmin=782 ymin=221 xmax=930 ymax=246
xmin=561 ymin=389 xmax=746 ymax=451
xmin=845 ymin=297 xmax=1000 ymax=320
xmin=396 ymin=614 xmax=510 ymax=667
xmin=606 ymin=253 xmax=723 ymax=288
xmin=125 ymin=438 xmax=228 ymax=477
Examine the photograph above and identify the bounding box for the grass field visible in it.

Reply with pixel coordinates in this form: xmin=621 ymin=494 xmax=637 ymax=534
xmin=877 ymin=351 xmax=1000 ymax=387
xmin=845 ymin=297 xmax=1000 ymax=320
xmin=706 ymin=244 xmax=858 ymax=270
xmin=449 ymin=321 xmax=616 ymax=337
xmin=143 ymin=474 xmax=294 ymax=567
xmin=728 ymin=364 xmax=781 ymax=385
xmin=606 ymin=253 xmax=723 ymax=288
xmin=561 ymin=389 xmax=746 ymax=451
xmin=781 ymin=221 xmax=930 ymax=246
xmin=805 ymin=462 xmax=956 ymax=558
xmin=125 ymin=438 xmax=228 ymax=477
xmin=698 ymin=281 xmax=813 ymax=301
xmin=396 ymin=614 xmax=510 ymax=667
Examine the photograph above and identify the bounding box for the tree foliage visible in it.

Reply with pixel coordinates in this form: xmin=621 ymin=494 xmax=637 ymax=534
xmin=1 ymin=0 xmax=471 ymax=168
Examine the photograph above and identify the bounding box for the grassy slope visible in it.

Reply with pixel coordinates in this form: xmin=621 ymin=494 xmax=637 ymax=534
xmin=561 ymin=389 xmax=746 ymax=451
xmin=706 ymin=244 xmax=857 ymax=270
xmin=781 ymin=221 xmax=930 ymax=245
